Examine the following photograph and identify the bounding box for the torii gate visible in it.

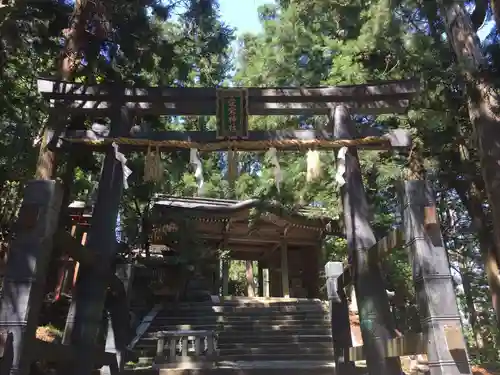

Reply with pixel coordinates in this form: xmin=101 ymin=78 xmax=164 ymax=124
xmin=0 ymin=77 xmax=471 ymax=375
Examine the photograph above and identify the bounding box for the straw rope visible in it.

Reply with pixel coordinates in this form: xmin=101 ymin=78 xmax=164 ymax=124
xmin=63 ymin=135 xmax=392 ymax=151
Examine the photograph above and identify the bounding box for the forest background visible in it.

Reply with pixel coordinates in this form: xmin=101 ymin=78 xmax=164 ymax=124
xmin=1 ymin=0 xmax=500 ymax=365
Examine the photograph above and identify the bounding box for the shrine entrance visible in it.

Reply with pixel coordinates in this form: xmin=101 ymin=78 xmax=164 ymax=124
xmin=149 ymin=195 xmax=340 ymax=299
xmin=0 ymin=76 xmax=472 ymax=375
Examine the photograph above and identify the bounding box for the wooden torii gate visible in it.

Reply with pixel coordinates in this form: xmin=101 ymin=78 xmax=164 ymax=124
xmin=0 ymin=77 xmax=470 ymax=375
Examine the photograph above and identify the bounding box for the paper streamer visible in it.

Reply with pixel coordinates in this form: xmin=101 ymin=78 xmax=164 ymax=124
xmin=306 ymin=149 xmax=321 ymax=182
xmin=112 ymin=142 xmax=132 ymax=189
xmin=144 ymin=145 xmax=153 ymax=182
xmin=335 ymin=146 xmax=348 ymax=186
xmin=266 ymin=147 xmax=282 ymax=192
xmin=190 ymin=148 xmax=204 ymax=191
xmin=152 ymin=146 xmax=162 ymax=181
xmin=144 ymin=145 xmax=163 ymax=182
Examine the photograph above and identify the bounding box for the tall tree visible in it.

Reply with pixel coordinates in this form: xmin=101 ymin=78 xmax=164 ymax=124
xmin=436 ymin=0 xmax=500 ymax=327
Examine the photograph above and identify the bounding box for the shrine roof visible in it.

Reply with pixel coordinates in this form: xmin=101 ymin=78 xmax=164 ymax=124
xmin=151 ymin=195 xmax=341 ymax=235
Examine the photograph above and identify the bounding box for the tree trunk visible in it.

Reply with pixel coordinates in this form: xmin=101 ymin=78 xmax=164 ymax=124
xmin=439 ymin=0 xmax=500 ymax=324
xmin=460 ymin=266 xmax=483 ymax=348
xmin=34 ymin=0 xmax=106 ymax=179
xmin=450 ymin=174 xmax=500 ymax=328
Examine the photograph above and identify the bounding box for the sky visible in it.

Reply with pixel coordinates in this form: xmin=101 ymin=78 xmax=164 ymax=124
xmin=217 ymin=0 xmax=495 ymax=42
xmin=219 ymin=0 xmax=267 ymax=36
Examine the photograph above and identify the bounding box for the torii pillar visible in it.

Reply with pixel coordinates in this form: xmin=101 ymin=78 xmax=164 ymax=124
xmin=401 ymin=167 xmax=471 ymax=375
xmin=333 ymin=106 xmax=402 ymax=375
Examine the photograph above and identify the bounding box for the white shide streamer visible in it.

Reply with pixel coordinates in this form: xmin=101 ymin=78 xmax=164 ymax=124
xmin=335 ymin=146 xmax=348 ymax=186
xmin=112 ymin=142 xmax=132 ymax=189
xmin=266 ymin=147 xmax=282 ymax=193
xmin=306 ymin=149 xmax=321 ymax=182
xmin=190 ymin=148 xmax=204 ymax=191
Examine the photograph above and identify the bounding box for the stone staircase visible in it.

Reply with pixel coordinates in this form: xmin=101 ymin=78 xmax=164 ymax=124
xmin=128 ymin=297 xmax=337 ymax=374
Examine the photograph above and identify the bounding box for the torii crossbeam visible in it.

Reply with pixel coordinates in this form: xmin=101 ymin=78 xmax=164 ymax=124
xmin=37 ymin=78 xmax=419 ymax=116
xmin=37 ymin=77 xmax=418 ymax=152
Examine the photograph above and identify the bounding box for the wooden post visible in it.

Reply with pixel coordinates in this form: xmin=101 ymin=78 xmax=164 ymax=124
xmin=280 ymin=240 xmax=289 ymax=298
xmin=0 ymin=180 xmax=63 ymax=375
xmin=214 ymin=257 xmax=221 ymax=295
xmin=222 ymin=260 xmax=229 ymax=296
xmin=194 ymin=336 xmax=201 ymax=356
xmin=65 ymin=106 xmax=130 ymax=375
xmin=206 ymin=333 xmax=214 ymax=356
xmin=333 ymin=106 xmax=402 ymax=375
xmin=332 ymin=279 xmax=356 ymax=375
xmin=401 ymin=180 xmax=472 ymax=375
xmin=73 ymin=231 xmax=88 ymax=287
xmin=246 ymin=260 xmax=255 ymax=297
xmin=181 ymin=336 xmax=188 ymax=360
xmin=263 ymin=268 xmax=270 ymax=298
xmin=54 ymin=224 xmax=78 ymax=300
xmin=58 ymin=152 xmax=78 ymax=229
xmin=258 ymin=262 xmax=264 ymax=297
xmin=169 ymin=338 xmax=176 ymax=361
xmin=101 ymin=263 xmax=135 ymax=375
xmin=156 ymin=337 xmax=165 ymax=359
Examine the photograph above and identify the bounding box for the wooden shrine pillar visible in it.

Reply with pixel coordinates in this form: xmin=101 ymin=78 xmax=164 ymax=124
xmin=0 ymin=181 xmax=63 ymax=375
xmin=263 ymin=268 xmax=270 ymax=298
xmin=258 ymin=262 xmax=264 ymax=297
xmin=246 ymin=261 xmax=255 ymax=297
xmin=333 ymin=106 xmax=402 ymax=375
xmin=221 ymin=260 xmax=229 ymax=296
xmin=64 ymin=106 xmax=130 ymax=375
xmin=400 ymin=180 xmax=471 ymax=375
xmin=214 ymin=257 xmax=221 ymax=295
xmin=280 ymin=239 xmax=290 ymax=298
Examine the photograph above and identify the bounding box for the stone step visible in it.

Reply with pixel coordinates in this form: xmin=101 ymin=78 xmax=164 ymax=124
xmin=217 ymin=334 xmax=333 ymax=344
xmin=163 ymin=298 xmax=325 ymax=305
xmin=216 ymin=342 xmax=334 ymax=350
xmin=155 ymin=310 xmax=328 ymax=318
xmin=158 ymin=305 xmax=327 ymax=313
xmin=138 ymin=331 xmax=333 ymax=345
xmin=219 ymin=346 xmax=334 ymax=356
xmin=122 ymin=360 xmax=347 ymax=375
xmin=147 ymin=323 xmax=332 ymax=332
xmin=143 ymin=332 xmax=334 ymax=342
xmin=134 ymin=339 xmax=334 ymax=356
xmin=135 ymin=337 xmax=334 ymax=351
xmin=123 ymin=369 xmax=337 ymax=375
xmin=155 ymin=313 xmax=330 ymax=323
xmin=152 ymin=316 xmax=330 ymax=324
xmin=216 ymin=329 xmax=333 ymax=338
xmin=131 ymin=299 xmax=335 ymax=370
xmin=219 ymin=353 xmax=334 ymax=362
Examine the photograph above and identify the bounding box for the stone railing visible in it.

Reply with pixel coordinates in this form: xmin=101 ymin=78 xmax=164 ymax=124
xmin=152 ymin=330 xmax=217 ymax=365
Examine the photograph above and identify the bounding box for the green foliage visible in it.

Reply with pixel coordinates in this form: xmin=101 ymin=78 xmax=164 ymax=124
xmin=1 ymin=0 xmax=499 ymax=364
xmin=232 ymin=0 xmax=499 ymax=360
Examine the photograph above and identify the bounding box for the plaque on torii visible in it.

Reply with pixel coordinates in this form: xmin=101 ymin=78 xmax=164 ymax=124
xmin=216 ymin=88 xmax=249 ymax=140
